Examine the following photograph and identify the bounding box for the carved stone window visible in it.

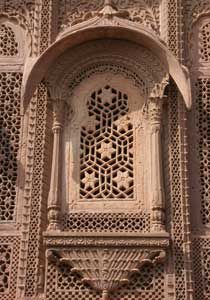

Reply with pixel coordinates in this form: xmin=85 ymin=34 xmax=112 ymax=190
xmin=80 ymin=85 xmax=134 ymax=200
xmin=45 ymin=37 xmax=169 ymax=300
xmin=64 ymin=73 xmax=145 ymax=212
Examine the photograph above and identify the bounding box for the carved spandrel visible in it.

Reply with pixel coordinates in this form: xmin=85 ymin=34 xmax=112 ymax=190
xmin=58 ymin=0 xmax=160 ymax=34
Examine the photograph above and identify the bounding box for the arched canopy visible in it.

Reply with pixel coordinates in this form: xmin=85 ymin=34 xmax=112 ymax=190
xmin=22 ymin=23 xmax=192 ymax=109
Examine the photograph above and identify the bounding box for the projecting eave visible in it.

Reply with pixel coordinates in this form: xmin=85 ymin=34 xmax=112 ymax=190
xmin=22 ymin=16 xmax=192 ymax=110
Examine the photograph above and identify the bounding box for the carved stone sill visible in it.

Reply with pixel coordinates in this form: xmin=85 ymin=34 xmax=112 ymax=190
xmin=43 ymin=231 xmax=169 ymax=247
xmin=43 ymin=232 xmax=169 ymax=300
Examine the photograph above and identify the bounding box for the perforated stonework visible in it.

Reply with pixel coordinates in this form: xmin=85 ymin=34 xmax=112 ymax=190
xmin=199 ymin=22 xmax=210 ymax=62
xmin=193 ymin=238 xmax=210 ymax=300
xmin=46 ymin=261 xmax=165 ymax=300
xmin=0 ymin=24 xmax=18 ymax=56
xmin=196 ymin=78 xmax=210 ymax=225
xmin=25 ymin=83 xmax=49 ymax=296
xmin=113 ymin=264 xmax=165 ymax=300
xmin=168 ymin=86 xmax=186 ymax=300
xmin=40 ymin=0 xmax=51 ymax=53
xmin=46 ymin=261 xmax=101 ymax=300
xmin=80 ymin=85 xmax=134 ymax=200
xmin=0 ymin=244 xmax=12 ymax=293
xmin=0 ymin=72 xmax=22 ymax=222
xmin=62 ymin=212 xmax=150 ymax=232
xmin=0 ymin=237 xmax=19 ymax=300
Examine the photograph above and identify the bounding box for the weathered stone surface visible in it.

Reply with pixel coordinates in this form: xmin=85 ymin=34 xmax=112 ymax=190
xmin=0 ymin=1 xmax=209 ymax=300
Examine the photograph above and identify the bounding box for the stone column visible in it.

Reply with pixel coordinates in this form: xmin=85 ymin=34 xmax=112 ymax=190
xmin=149 ymin=98 xmax=166 ymax=232
xmin=47 ymin=99 xmax=65 ymax=230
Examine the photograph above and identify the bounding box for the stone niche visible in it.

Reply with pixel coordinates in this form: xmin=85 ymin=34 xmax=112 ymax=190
xmin=43 ymin=37 xmax=170 ymax=300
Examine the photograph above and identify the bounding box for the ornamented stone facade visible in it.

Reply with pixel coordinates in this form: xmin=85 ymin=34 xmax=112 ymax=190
xmin=0 ymin=1 xmax=209 ymax=300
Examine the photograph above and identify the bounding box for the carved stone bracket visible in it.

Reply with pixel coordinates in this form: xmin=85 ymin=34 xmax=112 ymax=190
xmin=44 ymin=232 xmax=169 ymax=300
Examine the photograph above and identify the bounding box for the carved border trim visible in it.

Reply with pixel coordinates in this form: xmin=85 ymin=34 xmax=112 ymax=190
xmin=44 ymin=233 xmax=170 ymax=248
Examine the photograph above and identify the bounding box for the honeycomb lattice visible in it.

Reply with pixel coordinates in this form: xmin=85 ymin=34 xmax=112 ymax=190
xmin=168 ymin=86 xmax=186 ymax=300
xmin=196 ymin=78 xmax=210 ymax=225
xmin=25 ymin=83 xmax=49 ymax=296
xmin=0 ymin=24 xmax=18 ymax=57
xmin=168 ymin=0 xmax=178 ymax=57
xmin=0 ymin=244 xmax=11 ymax=293
xmin=200 ymin=22 xmax=210 ymax=62
xmin=62 ymin=212 xmax=151 ymax=233
xmin=114 ymin=264 xmax=165 ymax=300
xmin=46 ymin=261 xmax=165 ymax=300
xmin=46 ymin=262 xmax=101 ymax=300
xmin=40 ymin=0 xmax=51 ymax=53
xmin=193 ymin=238 xmax=210 ymax=300
xmin=0 ymin=72 xmax=22 ymax=222
xmin=80 ymin=85 xmax=134 ymax=200
xmin=0 ymin=237 xmax=19 ymax=300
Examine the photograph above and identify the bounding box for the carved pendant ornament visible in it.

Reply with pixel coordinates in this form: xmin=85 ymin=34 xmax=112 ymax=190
xmin=45 ymin=233 xmax=168 ymax=300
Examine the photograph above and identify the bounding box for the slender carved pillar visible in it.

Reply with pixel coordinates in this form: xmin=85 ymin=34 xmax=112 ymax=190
xmin=47 ymin=99 xmax=65 ymax=230
xmin=149 ymin=98 xmax=166 ymax=232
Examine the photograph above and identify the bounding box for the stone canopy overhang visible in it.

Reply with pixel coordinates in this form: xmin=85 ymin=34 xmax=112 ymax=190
xmin=22 ymin=14 xmax=192 ymax=110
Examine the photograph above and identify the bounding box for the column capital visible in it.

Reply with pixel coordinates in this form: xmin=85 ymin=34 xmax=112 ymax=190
xmin=52 ymin=99 xmax=67 ymax=130
xmin=149 ymin=76 xmax=169 ymax=99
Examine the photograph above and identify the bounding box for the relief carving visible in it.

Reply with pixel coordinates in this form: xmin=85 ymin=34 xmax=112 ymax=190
xmin=47 ymin=247 xmax=166 ymax=300
xmin=0 ymin=1 xmax=37 ymax=56
xmin=58 ymin=0 xmax=160 ymax=34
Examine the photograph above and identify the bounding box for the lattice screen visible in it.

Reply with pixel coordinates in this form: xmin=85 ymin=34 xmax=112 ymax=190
xmin=193 ymin=238 xmax=210 ymax=300
xmin=196 ymin=78 xmax=210 ymax=225
xmin=0 ymin=72 xmax=22 ymax=222
xmin=0 ymin=237 xmax=20 ymax=300
xmin=0 ymin=24 xmax=18 ymax=56
xmin=199 ymin=22 xmax=210 ymax=62
xmin=46 ymin=260 xmax=165 ymax=300
xmin=80 ymin=85 xmax=134 ymax=200
xmin=62 ymin=212 xmax=151 ymax=232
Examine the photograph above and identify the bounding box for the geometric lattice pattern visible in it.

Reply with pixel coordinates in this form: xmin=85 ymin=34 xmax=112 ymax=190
xmin=114 ymin=264 xmax=165 ymax=300
xmin=0 ymin=237 xmax=19 ymax=300
xmin=0 ymin=244 xmax=11 ymax=293
xmin=202 ymin=248 xmax=210 ymax=296
xmin=46 ymin=262 xmax=101 ymax=300
xmin=62 ymin=212 xmax=151 ymax=233
xmin=24 ymin=83 xmax=49 ymax=296
xmin=196 ymin=78 xmax=210 ymax=225
xmin=46 ymin=261 xmax=165 ymax=300
xmin=193 ymin=238 xmax=210 ymax=300
xmin=168 ymin=86 xmax=186 ymax=300
xmin=200 ymin=22 xmax=210 ymax=62
xmin=0 ymin=24 xmax=18 ymax=57
xmin=0 ymin=72 xmax=22 ymax=222
xmin=80 ymin=85 xmax=134 ymax=199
